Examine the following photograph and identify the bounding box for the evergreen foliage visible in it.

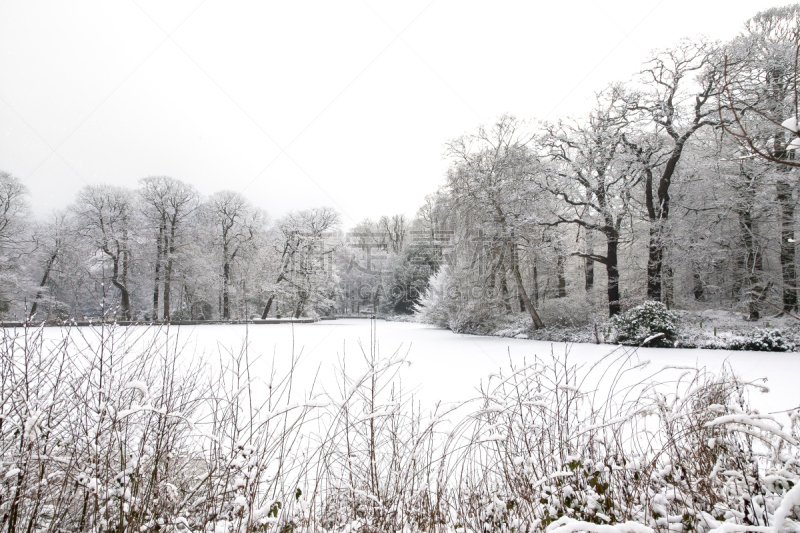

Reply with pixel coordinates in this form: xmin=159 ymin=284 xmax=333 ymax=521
xmin=611 ymin=301 xmax=680 ymax=347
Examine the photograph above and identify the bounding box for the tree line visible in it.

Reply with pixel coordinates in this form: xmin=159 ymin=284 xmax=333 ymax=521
xmin=0 ymin=175 xmax=344 ymax=322
xmin=417 ymin=5 xmax=800 ymax=331
xmin=2 ymin=5 xmax=800 ymax=326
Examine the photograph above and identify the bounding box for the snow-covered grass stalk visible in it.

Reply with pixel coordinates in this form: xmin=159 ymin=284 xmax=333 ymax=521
xmin=0 ymin=324 xmax=325 ymax=533
xmin=0 ymin=324 xmax=206 ymax=532
xmin=440 ymin=346 xmax=799 ymax=533
xmin=0 ymin=326 xmax=798 ymax=533
xmin=305 ymin=341 xmax=455 ymax=533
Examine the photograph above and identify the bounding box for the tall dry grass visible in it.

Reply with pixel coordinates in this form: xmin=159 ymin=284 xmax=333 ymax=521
xmin=0 ymin=323 xmax=797 ymax=533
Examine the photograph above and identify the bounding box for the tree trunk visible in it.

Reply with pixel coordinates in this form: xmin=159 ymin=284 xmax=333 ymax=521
xmin=294 ymin=291 xmax=307 ymax=318
xmin=261 ymin=294 xmax=275 ymax=319
xmin=645 ymin=144 xmax=685 ymax=301
xmin=740 ymin=207 xmax=763 ymax=320
xmin=163 ymin=222 xmax=177 ymax=321
xmin=163 ymin=259 xmax=172 ymax=321
xmin=556 ymin=255 xmax=567 ymax=298
xmin=512 ymin=263 xmax=544 ymax=328
xmin=492 ymin=243 xmax=511 ymax=311
xmin=692 ymin=269 xmax=705 ymax=301
xmin=118 ymin=285 xmax=131 ymax=320
xmin=121 ymin=232 xmax=131 ymax=320
xmin=500 ymin=269 xmax=511 ymax=312
xmin=663 ymin=264 xmax=674 ymax=309
xmin=112 ymin=277 xmax=131 ymax=320
xmin=153 ymin=222 xmax=164 ymax=320
xmin=606 ymin=233 xmax=621 ymax=317
xmin=222 ymin=259 xmax=231 ymax=320
xmin=777 ymin=177 xmax=797 ymax=312
xmin=512 ymin=242 xmax=525 ymax=311
xmin=690 ymin=236 xmax=705 ymax=301
xmin=109 ymin=243 xmax=131 ymax=320
xmin=29 ymin=250 xmax=58 ymax=320
xmin=584 ymin=230 xmax=594 ymax=292
xmin=647 ymin=225 xmax=663 ymax=301
xmin=102 ymin=242 xmax=129 ymax=320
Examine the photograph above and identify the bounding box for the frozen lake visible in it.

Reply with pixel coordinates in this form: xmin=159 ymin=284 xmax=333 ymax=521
xmin=32 ymin=318 xmax=799 ymax=417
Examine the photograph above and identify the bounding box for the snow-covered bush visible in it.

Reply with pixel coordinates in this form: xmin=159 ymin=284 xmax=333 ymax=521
xmin=538 ymin=296 xmax=594 ymax=328
xmin=493 ymin=313 xmax=534 ymax=337
xmin=415 ymin=267 xmax=505 ymax=333
xmin=727 ymin=328 xmax=796 ymax=352
xmin=0 ymin=325 xmax=325 ymax=533
xmin=677 ymin=324 xmax=798 ymax=352
xmin=0 ymin=324 xmax=452 ymax=533
xmin=447 ymin=355 xmax=800 ymax=533
xmin=447 ymin=300 xmax=503 ymax=334
xmin=611 ymin=300 xmax=679 ymax=347
xmin=413 ymin=266 xmax=456 ymax=328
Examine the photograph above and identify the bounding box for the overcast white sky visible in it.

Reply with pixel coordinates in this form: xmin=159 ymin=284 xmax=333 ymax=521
xmin=0 ymin=0 xmax=786 ymax=228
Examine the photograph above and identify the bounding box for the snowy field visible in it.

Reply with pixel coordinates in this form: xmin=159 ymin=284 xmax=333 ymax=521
xmin=36 ymin=318 xmax=800 ymax=417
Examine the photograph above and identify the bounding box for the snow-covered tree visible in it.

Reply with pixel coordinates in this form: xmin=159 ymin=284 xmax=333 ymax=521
xmin=260 ymin=207 xmax=340 ymax=318
xmin=444 ymin=115 xmax=544 ymax=327
xmin=538 ymin=87 xmax=642 ymax=317
xmin=722 ymin=5 xmax=800 ymax=312
xmin=625 ymin=39 xmax=721 ymax=301
xmin=138 ymin=176 xmax=199 ymax=320
xmin=71 ymin=185 xmax=137 ymax=320
xmin=202 ymin=190 xmax=266 ymax=320
xmin=0 ymin=171 xmax=30 ymax=317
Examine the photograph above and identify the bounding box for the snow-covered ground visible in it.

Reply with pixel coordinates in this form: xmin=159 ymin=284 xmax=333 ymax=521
xmin=37 ymin=318 xmax=800 ymax=417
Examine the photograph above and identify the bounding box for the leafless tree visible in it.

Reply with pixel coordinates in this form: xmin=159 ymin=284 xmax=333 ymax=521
xmin=139 ymin=176 xmax=199 ymax=320
xmin=203 ymin=190 xmax=265 ymax=320
xmin=446 ymin=115 xmax=544 ymax=327
xmin=625 ymin=39 xmax=721 ymax=301
xmin=261 ymin=207 xmax=340 ymax=319
xmin=378 ymin=214 xmax=408 ymax=254
xmin=0 ymin=172 xmax=29 ymax=315
xmin=27 ymin=211 xmax=72 ymax=320
xmin=539 ymin=87 xmax=641 ymax=317
xmin=0 ymin=171 xmax=29 ymax=247
xmin=72 ymin=185 xmax=135 ymax=320
xmin=720 ymin=5 xmax=800 ymax=311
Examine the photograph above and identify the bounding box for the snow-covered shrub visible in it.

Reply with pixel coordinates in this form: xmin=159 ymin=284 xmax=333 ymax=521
xmin=414 ymin=266 xmax=456 ymax=328
xmin=611 ymin=300 xmax=679 ymax=347
xmin=415 ymin=267 xmax=505 ymax=333
xmin=538 ymin=296 xmax=594 ymax=327
xmin=447 ymin=300 xmax=504 ymax=334
xmin=493 ymin=313 xmax=534 ymax=337
xmin=448 ymin=355 xmax=800 ymax=533
xmin=0 ymin=325 xmax=326 ymax=533
xmin=727 ymin=328 xmax=796 ymax=352
xmin=0 ymin=324 xmax=455 ymax=533
xmin=492 ymin=313 xmax=599 ymax=343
